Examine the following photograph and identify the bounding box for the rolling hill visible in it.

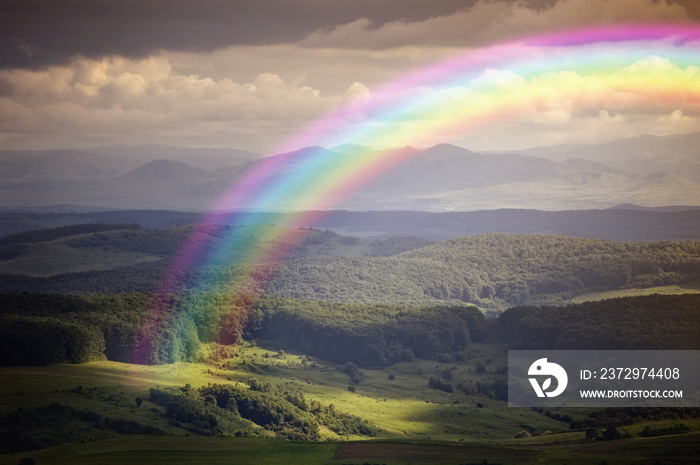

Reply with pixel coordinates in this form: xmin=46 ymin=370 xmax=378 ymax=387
xmin=119 ymin=159 xmax=206 ymax=181
xmin=2 ymin=223 xmax=698 ymax=311
xmin=264 ymin=234 xmax=700 ymax=309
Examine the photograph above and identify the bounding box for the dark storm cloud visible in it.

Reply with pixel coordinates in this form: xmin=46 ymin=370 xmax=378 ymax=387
xmin=0 ymin=0 xmax=475 ymax=69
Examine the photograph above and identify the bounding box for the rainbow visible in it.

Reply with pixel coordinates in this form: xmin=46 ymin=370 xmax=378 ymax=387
xmin=132 ymin=23 xmax=700 ymax=363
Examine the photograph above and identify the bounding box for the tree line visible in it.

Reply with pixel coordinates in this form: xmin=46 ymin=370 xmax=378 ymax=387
xmin=0 ymin=292 xmax=250 ymax=366
xmin=2 ymin=292 xmax=699 ymax=368
xmin=497 ymin=294 xmax=700 ymax=350
xmin=0 ymin=292 xmax=485 ymax=368
xmin=247 ymin=298 xmax=487 ymax=367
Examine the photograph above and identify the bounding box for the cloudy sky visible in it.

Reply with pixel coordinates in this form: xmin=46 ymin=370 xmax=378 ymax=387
xmin=1 ymin=0 xmax=700 ymax=153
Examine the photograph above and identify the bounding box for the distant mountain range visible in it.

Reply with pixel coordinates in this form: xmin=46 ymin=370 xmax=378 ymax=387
xmin=509 ymin=132 xmax=700 ymax=182
xmin=0 ymin=145 xmax=260 ymax=211
xmin=337 ymin=133 xmax=700 ymax=210
xmin=1 ymin=133 xmax=698 ymax=211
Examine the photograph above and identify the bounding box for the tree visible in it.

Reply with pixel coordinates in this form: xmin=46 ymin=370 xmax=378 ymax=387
xmin=602 ymin=426 xmax=622 ymax=441
xmin=585 ymin=428 xmax=599 ymax=442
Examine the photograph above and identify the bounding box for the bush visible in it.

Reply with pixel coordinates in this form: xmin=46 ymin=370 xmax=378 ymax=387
xmin=428 ymin=376 xmax=453 ymax=393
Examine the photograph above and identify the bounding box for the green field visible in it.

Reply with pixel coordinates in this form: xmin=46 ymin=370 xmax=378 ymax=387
xmin=3 ymin=426 xmax=700 ymax=465
xmin=0 ymin=343 xmax=569 ymax=441
xmin=569 ymin=283 xmax=700 ymax=303
xmin=3 ymin=343 xmax=700 ymax=464
xmin=228 ymin=342 xmax=566 ymax=442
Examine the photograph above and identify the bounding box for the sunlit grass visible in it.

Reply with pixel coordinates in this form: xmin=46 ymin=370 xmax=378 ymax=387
xmin=2 ymin=345 xmax=699 ymax=464
xmin=569 ymin=284 xmax=700 ymax=303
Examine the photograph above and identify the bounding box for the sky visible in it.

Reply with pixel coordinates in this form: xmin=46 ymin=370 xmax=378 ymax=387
xmin=1 ymin=0 xmax=700 ymax=154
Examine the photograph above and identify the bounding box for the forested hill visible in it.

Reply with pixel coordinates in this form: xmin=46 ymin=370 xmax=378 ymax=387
xmin=498 ymin=294 xmax=700 ymax=350
xmin=265 ymin=234 xmax=700 ymax=310
xmin=1 ymin=292 xmax=698 ymax=367
xmin=1 ymin=227 xmax=698 ymax=310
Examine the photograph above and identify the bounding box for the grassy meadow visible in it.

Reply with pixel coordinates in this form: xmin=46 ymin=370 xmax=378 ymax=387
xmin=3 ymin=342 xmax=700 ymax=464
xmin=2 ymin=222 xmax=700 ymax=463
xmin=569 ymin=283 xmax=700 ymax=303
xmin=0 ymin=342 xmax=570 ymax=441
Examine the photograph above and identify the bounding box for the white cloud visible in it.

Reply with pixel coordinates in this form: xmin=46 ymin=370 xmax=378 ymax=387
xmin=344 ymin=82 xmax=371 ymax=101
xmin=0 ymin=55 xmax=339 ymax=151
xmin=664 ymin=109 xmax=689 ymax=121
xmin=598 ymin=110 xmax=626 ymax=123
xmin=654 ymin=109 xmax=699 ymax=134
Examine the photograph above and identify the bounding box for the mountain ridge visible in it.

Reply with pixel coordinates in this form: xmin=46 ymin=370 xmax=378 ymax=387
xmin=120 ymin=159 xmax=206 ymax=182
xmin=510 ymin=131 xmax=700 ymax=182
xmin=1 ymin=133 xmax=698 ymax=211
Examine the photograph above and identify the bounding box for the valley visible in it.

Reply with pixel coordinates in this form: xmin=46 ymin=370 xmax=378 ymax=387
xmin=2 ymin=3 xmax=700 ymax=461
xmin=1 ymin=177 xmax=699 ymax=463
xmin=1 ymin=218 xmax=699 ymax=462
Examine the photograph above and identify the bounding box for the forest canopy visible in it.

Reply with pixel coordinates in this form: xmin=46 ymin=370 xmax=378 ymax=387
xmin=3 ymin=232 xmax=697 ymax=311
xmin=265 ymin=234 xmax=700 ymax=309
xmin=1 ymin=292 xmax=699 ymax=367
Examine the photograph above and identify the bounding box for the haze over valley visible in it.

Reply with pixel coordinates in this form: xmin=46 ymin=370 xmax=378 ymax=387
xmin=2 ymin=132 xmax=699 ymax=212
